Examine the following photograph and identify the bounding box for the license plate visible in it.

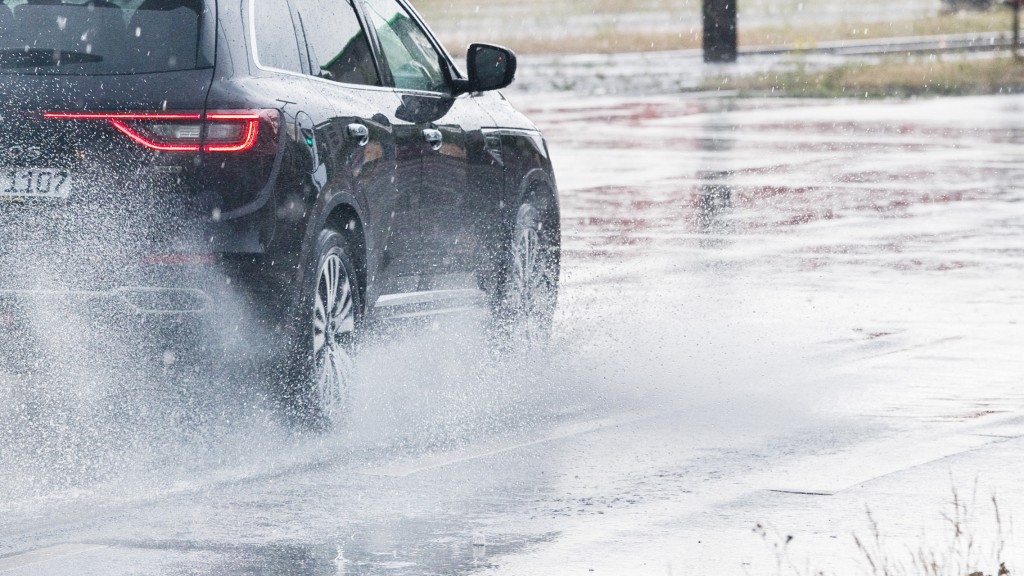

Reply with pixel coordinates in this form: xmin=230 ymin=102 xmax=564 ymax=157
xmin=0 ymin=168 xmax=72 ymax=199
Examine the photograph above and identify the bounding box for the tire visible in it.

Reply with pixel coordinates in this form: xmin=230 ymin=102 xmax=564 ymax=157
xmin=491 ymin=194 xmax=560 ymax=344
xmin=285 ymin=228 xmax=362 ymax=430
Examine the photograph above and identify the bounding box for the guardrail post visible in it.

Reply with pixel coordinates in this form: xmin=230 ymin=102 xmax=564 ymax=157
xmin=703 ymin=0 xmax=738 ymax=63
xmin=1014 ymin=0 xmax=1021 ymax=59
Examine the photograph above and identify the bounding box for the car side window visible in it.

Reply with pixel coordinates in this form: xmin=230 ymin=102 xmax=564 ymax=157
xmin=292 ymin=0 xmax=380 ymax=86
xmin=360 ymin=0 xmax=446 ymax=93
xmin=254 ymin=0 xmax=304 ymax=73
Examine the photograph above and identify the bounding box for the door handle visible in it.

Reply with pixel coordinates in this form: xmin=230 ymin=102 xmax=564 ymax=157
xmin=422 ymin=128 xmax=443 ymax=151
xmin=346 ymin=123 xmax=369 ymax=147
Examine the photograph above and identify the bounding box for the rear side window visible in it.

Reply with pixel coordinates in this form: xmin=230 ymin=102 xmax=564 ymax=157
xmin=0 ymin=0 xmax=209 ymax=76
xmin=254 ymin=0 xmax=303 ymax=73
xmin=292 ymin=0 xmax=378 ymax=86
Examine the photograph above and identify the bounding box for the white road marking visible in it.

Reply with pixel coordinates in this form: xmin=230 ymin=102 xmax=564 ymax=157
xmin=361 ymin=410 xmax=660 ymax=478
xmin=764 ymin=416 xmax=1024 ymax=495
xmin=0 ymin=544 xmax=109 ymax=572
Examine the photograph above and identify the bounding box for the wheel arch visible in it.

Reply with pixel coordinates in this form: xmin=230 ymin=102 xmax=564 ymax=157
xmin=516 ymin=167 xmax=559 ymax=209
xmin=517 ymin=167 xmax=561 ymax=255
xmin=321 ymin=201 xmax=368 ymax=310
xmin=505 ymin=167 xmax=562 ymax=296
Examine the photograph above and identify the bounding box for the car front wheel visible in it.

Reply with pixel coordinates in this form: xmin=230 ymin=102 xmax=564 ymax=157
xmin=492 ymin=199 xmax=560 ymax=344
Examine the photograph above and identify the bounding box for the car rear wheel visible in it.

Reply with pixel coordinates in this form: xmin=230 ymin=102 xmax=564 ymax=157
xmin=287 ymin=228 xmax=361 ymax=430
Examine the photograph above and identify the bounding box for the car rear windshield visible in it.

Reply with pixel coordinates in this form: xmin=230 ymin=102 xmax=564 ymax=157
xmin=0 ymin=0 xmax=211 ymax=75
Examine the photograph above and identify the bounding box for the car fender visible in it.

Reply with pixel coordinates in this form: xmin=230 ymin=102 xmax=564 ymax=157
xmin=294 ymin=186 xmax=366 ymax=292
xmin=517 ymin=167 xmax=559 ymax=211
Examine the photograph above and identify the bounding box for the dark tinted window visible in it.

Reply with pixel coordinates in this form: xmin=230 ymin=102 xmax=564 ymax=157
xmin=254 ymin=0 xmax=303 ymax=73
xmin=361 ymin=0 xmax=445 ymax=92
xmin=0 ymin=0 xmax=208 ymax=75
xmin=293 ymin=0 xmax=378 ymax=86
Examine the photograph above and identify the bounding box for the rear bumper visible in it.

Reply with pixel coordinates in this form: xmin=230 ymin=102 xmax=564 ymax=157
xmin=0 ymin=286 xmax=218 ymax=372
xmin=0 ymin=288 xmax=213 ymax=355
xmin=0 ymin=264 xmax=285 ymax=347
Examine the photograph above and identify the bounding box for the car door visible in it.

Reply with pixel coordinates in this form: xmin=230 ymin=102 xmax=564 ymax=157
xmin=358 ymin=0 xmax=487 ymax=292
xmin=290 ymin=0 xmax=423 ymax=300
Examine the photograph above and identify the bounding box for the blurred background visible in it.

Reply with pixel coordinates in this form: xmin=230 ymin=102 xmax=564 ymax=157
xmin=417 ymin=0 xmax=1023 ymax=97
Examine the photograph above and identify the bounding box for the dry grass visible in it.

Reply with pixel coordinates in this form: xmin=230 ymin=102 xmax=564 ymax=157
xmin=450 ymin=31 xmax=703 ymax=56
xmin=853 ymin=489 xmax=1011 ymax=576
xmin=429 ymin=16 xmax=1008 ymax=57
xmin=745 ymin=12 xmax=1010 ymax=49
xmin=414 ymin=0 xmax=1010 ymax=55
xmin=753 ymin=487 xmax=1014 ymax=576
xmin=414 ymin=0 xmax=1022 ymax=98
xmin=703 ymin=55 xmax=1024 ymax=98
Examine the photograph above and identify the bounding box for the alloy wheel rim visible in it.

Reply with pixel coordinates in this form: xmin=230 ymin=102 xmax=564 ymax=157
xmin=510 ymin=205 xmax=550 ymax=343
xmin=512 ymin=224 xmax=540 ymax=313
xmin=312 ymin=253 xmax=355 ymax=419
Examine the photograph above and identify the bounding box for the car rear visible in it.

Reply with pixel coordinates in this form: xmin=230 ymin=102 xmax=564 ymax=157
xmin=0 ymin=0 xmax=280 ymax=359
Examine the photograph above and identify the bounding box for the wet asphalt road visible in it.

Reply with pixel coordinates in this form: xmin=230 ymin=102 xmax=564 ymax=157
xmin=1 ymin=93 xmax=1023 ymax=575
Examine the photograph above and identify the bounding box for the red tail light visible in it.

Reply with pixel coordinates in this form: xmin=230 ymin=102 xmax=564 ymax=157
xmin=43 ymin=110 xmax=276 ymax=154
xmin=205 ymin=113 xmax=261 ymax=153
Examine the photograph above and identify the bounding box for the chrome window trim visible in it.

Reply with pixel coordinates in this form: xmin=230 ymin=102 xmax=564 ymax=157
xmin=247 ymin=0 xmax=392 ymax=93
xmin=357 ymin=0 xmax=454 ymax=97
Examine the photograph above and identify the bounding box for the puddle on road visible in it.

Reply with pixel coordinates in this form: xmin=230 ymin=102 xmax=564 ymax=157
xmin=0 ymin=531 xmax=553 ymax=576
xmin=523 ymin=92 xmax=1024 ymax=424
xmin=1 ymin=93 xmax=1022 ymax=575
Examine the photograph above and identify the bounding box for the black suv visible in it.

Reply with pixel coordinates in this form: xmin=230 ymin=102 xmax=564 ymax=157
xmin=0 ymin=0 xmax=560 ymax=426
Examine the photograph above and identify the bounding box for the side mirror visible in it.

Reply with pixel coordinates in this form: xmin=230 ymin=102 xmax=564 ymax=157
xmin=466 ymin=43 xmax=516 ymax=93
